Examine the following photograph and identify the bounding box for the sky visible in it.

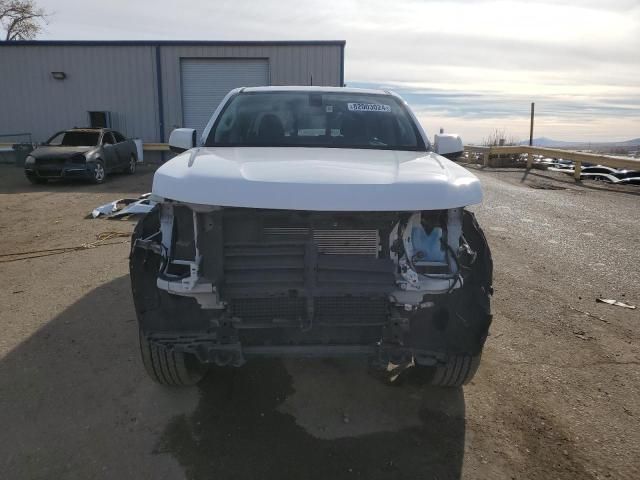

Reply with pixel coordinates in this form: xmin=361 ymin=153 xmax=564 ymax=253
xmin=35 ymin=0 xmax=640 ymax=143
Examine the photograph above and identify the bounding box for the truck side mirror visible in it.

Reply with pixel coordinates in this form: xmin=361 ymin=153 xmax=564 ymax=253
xmin=169 ymin=128 xmax=197 ymax=153
xmin=434 ymin=133 xmax=464 ymax=160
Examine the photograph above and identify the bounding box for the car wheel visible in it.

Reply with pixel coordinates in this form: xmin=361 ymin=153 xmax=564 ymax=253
xmin=123 ymin=154 xmax=136 ymax=174
xmin=410 ymin=354 xmax=481 ymax=387
xmin=139 ymin=329 xmax=207 ymax=386
xmin=27 ymin=176 xmax=47 ymax=185
xmin=91 ymin=160 xmax=106 ymax=184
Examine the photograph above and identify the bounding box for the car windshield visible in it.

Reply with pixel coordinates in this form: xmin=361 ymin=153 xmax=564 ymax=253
xmin=46 ymin=131 xmax=100 ymax=147
xmin=206 ymin=91 xmax=426 ymax=151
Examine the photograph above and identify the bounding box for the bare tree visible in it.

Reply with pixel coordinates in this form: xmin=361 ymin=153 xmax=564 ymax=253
xmin=0 ymin=0 xmax=47 ymax=41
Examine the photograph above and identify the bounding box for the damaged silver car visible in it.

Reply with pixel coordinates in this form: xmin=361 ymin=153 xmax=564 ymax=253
xmin=25 ymin=128 xmax=138 ymax=184
xmin=130 ymin=87 xmax=493 ymax=387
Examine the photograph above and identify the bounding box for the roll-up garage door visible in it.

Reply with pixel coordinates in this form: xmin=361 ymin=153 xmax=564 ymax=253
xmin=180 ymin=58 xmax=269 ymax=138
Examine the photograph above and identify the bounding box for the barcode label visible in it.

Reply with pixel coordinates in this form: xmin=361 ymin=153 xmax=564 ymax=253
xmin=347 ymin=103 xmax=392 ymax=113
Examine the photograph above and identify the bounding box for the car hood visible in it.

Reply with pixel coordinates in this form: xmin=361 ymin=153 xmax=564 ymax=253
xmin=32 ymin=146 xmax=96 ymax=159
xmin=152 ymin=147 xmax=482 ymax=211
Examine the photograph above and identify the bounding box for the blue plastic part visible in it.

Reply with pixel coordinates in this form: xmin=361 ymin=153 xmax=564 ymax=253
xmin=411 ymin=225 xmax=446 ymax=263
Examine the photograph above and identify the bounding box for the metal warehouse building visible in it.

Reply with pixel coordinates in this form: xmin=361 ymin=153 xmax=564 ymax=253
xmin=0 ymin=40 xmax=345 ymax=146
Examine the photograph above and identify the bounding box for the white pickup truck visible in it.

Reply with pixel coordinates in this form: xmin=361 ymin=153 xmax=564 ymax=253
xmin=130 ymin=86 xmax=492 ymax=387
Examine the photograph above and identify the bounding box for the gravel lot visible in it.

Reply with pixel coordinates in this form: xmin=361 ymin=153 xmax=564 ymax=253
xmin=0 ymin=163 xmax=638 ymax=480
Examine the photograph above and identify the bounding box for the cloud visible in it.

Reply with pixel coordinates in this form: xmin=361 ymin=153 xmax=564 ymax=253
xmin=351 ymin=81 xmax=640 ymax=142
xmin=37 ymin=0 xmax=640 ymax=142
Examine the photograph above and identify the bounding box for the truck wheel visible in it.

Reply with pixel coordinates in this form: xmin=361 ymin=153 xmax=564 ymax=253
xmin=139 ymin=329 xmax=207 ymax=386
xmin=411 ymin=354 xmax=481 ymax=387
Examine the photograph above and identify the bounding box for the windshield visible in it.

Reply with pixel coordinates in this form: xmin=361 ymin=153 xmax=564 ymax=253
xmin=206 ymin=91 xmax=426 ymax=151
xmin=46 ymin=131 xmax=100 ymax=147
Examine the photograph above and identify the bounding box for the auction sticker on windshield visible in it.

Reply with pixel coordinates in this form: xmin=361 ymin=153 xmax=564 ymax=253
xmin=347 ymin=103 xmax=392 ymax=113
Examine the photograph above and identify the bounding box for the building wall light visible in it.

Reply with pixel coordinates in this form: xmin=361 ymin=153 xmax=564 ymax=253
xmin=51 ymin=71 xmax=67 ymax=80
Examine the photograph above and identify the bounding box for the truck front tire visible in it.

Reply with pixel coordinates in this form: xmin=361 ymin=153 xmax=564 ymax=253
xmin=411 ymin=354 xmax=481 ymax=387
xmin=139 ymin=329 xmax=207 ymax=386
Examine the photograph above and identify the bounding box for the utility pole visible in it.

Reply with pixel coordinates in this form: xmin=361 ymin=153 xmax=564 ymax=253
xmin=529 ymin=102 xmax=535 ymax=146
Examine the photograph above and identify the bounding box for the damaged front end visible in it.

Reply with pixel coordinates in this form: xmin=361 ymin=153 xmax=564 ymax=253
xmin=130 ymin=202 xmax=492 ymax=385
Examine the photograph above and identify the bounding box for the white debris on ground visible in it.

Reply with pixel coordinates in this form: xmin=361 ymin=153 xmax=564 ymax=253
xmin=596 ymin=298 xmax=636 ymax=309
xmin=91 ymin=193 xmax=156 ymax=219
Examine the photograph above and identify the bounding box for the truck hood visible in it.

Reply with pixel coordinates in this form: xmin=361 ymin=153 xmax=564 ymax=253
xmin=152 ymin=147 xmax=482 ymax=211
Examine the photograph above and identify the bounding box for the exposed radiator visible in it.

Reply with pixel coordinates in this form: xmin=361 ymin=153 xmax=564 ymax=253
xmin=229 ymin=296 xmax=389 ymax=325
xmin=263 ymin=227 xmax=380 ymax=256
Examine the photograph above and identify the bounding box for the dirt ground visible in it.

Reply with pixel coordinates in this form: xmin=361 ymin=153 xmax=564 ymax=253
xmin=0 ymin=163 xmax=638 ymax=480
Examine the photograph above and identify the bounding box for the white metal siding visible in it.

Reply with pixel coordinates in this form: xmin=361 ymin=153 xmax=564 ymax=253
xmin=180 ymin=59 xmax=269 ymax=136
xmin=0 ymin=43 xmax=343 ymax=143
xmin=0 ymin=45 xmax=158 ymax=142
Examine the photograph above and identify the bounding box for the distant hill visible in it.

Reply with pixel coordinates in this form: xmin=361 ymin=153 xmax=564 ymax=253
xmin=519 ymin=137 xmax=640 ymax=149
